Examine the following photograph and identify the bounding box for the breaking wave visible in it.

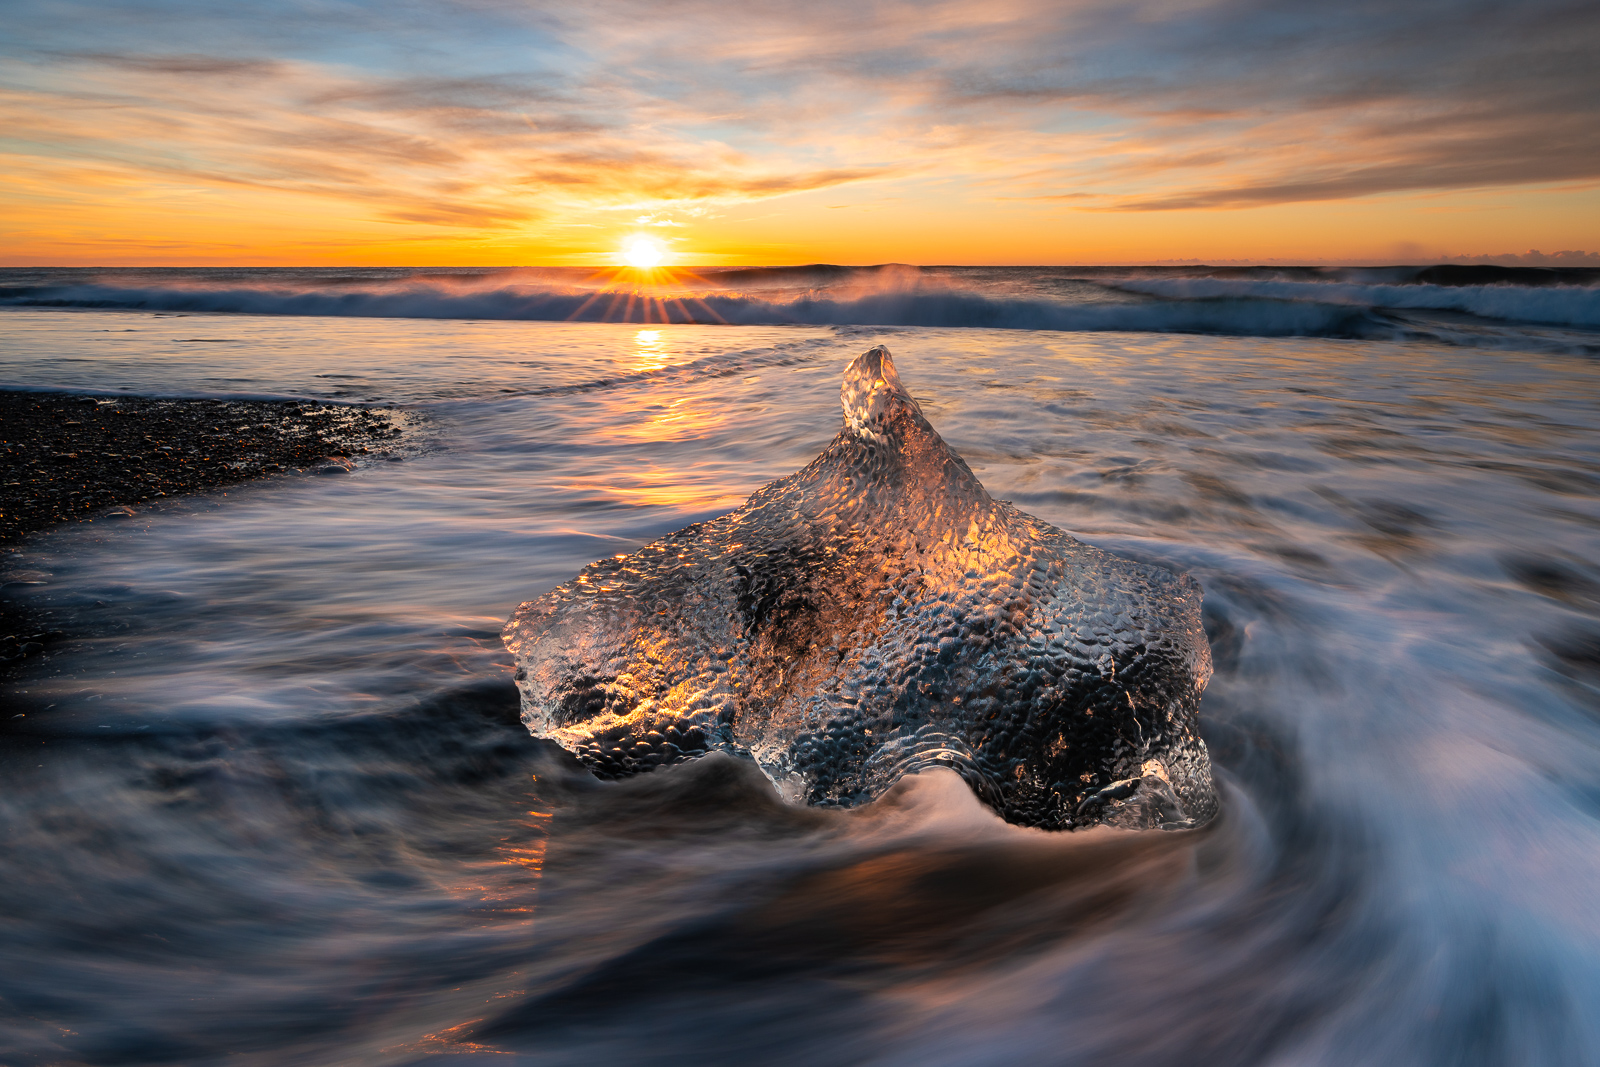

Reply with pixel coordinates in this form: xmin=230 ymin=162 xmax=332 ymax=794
xmin=0 ymin=280 xmax=1381 ymax=337
xmin=1111 ymin=277 xmax=1600 ymax=329
xmin=2 ymin=264 xmax=1597 ymax=345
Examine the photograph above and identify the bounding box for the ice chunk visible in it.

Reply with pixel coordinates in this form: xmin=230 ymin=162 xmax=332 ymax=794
xmin=503 ymin=346 xmax=1216 ymax=829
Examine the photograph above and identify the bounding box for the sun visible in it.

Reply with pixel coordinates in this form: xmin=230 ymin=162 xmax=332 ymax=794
xmin=623 ymin=236 xmax=665 ymax=269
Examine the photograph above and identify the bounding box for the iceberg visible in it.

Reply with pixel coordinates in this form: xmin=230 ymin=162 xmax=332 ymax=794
xmin=503 ymin=346 xmax=1216 ymax=829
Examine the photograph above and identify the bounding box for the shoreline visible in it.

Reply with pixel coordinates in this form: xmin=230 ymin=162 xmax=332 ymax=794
xmin=1 ymin=390 xmax=411 ymax=543
xmin=1 ymin=389 xmax=415 ymax=676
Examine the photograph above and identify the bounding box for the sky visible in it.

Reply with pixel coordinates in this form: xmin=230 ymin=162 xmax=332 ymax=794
xmin=2 ymin=0 xmax=1598 ymax=266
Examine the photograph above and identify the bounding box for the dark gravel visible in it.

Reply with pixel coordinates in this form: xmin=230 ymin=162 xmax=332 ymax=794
xmin=1 ymin=390 xmax=413 ymax=543
xmin=1 ymin=391 xmax=417 ymax=679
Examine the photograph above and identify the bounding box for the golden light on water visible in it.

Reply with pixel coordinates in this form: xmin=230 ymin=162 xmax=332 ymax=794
xmin=557 ymin=472 xmax=746 ymax=510
xmin=631 ymin=329 xmax=667 ymax=371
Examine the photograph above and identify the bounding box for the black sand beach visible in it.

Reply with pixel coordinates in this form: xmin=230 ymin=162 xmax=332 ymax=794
xmin=1 ymin=391 xmax=410 ymax=543
xmin=1 ymin=390 xmax=413 ymax=674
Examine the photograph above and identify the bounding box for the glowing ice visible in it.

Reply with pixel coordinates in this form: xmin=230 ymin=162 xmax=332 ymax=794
xmin=503 ymin=346 xmax=1217 ymax=829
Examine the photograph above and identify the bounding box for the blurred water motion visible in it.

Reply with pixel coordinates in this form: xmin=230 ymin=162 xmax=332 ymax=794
xmin=2 ymin=313 xmax=1600 ymax=1064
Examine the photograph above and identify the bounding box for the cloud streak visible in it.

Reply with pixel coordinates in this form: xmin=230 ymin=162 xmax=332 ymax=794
xmin=0 ymin=44 xmax=891 ymax=241
xmin=1 ymin=0 xmax=1597 ymax=261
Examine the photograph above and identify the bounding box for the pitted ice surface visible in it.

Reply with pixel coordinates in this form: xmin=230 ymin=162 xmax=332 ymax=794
xmin=503 ymin=346 xmax=1217 ymax=830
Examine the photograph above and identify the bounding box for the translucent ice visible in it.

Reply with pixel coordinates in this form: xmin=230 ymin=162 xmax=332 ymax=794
xmin=503 ymin=346 xmax=1216 ymax=829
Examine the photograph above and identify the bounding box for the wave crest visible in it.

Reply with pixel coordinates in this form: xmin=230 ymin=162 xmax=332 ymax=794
xmin=0 ymin=279 xmax=1377 ymax=338
xmin=2 ymin=263 xmax=1597 ymax=345
xmin=1112 ymin=277 xmax=1600 ymax=329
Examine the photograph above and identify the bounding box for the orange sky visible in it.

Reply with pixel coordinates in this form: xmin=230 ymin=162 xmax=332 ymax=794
xmin=3 ymin=1 xmax=1598 ymax=266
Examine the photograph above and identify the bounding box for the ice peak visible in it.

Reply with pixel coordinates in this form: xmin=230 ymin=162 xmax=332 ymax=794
xmin=842 ymin=345 xmax=923 ymax=442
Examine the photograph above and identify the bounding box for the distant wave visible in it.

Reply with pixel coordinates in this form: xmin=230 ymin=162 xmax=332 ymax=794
xmin=4 ymin=268 xmax=1599 ymax=343
xmin=0 ymin=281 xmax=1381 ymax=338
xmin=1112 ymin=277 xmax=1600 ymax=329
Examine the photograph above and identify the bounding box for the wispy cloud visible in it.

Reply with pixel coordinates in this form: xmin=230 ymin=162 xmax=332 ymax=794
xmin=0 ymin=42 xmax=893 ymax=240
xmin=1 ymin=0 xmax=1596 ymax=261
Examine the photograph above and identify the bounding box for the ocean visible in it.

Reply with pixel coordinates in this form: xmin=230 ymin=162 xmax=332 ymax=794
xmin=2 ymin=264 xmax=1599 ymax=1065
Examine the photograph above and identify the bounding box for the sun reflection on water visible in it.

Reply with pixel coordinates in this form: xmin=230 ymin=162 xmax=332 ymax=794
xmin=557 ymin=470 xmax=748 ymax=511
xmin=630 ymin=328 xmax=669 ymax=372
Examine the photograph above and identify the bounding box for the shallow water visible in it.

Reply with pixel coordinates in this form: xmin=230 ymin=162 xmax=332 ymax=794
xmin=4 ymin=311 xmax=1600 ymax=1065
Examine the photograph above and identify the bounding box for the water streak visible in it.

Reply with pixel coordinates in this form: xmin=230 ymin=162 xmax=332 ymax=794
xmin=2 ymin=313 xmax=1599 ymax=1064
